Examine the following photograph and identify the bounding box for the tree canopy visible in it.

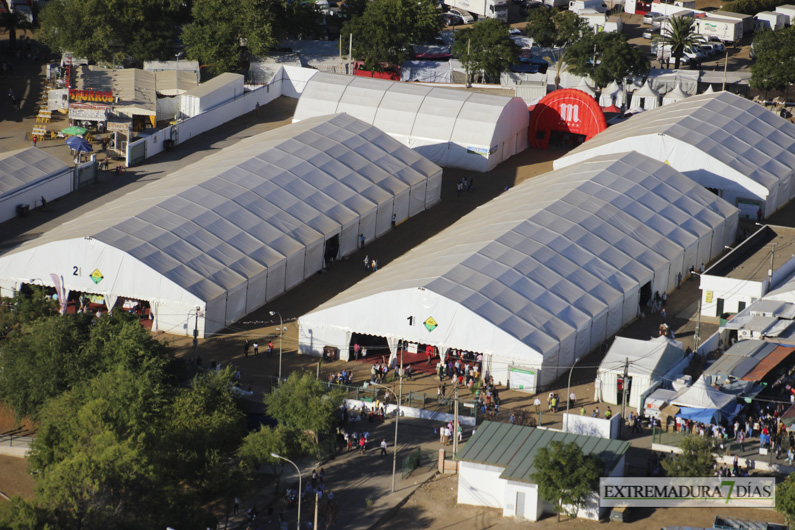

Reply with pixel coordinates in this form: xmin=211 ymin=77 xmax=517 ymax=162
xmin=525 ymin=9 xmax=588 ymax=48
xmin=776 ymin=473 xmax=795 ymax=526
xmin=342 ymin=0 xmax=442 ymax=73
xmin=531 ymin=441 xmax=604 ymax=520
xmin=39 ymin=0 xmax=186 ymax=65
xmin=451 ymin=18 xmax=519 ymax=82
xmin=750 ymin=27 xmax=795 ymax=91
xmin=661 ymin=436 xmax=716 ymax=477
xmin=568 ymin=31 xmax=649 ymax=88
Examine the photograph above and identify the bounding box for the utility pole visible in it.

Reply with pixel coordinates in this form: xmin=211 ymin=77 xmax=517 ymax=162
xmin=391 ymin=350 xmax=403 ymax=492
xmin=453 ymin=384 xmax=459 ymax=457
xmin=192 ymin=306 xmax=200 ymax=363
xmin=721 ymin=49 xmax=729 ymax=92
xmin=314 ymin=490 xmax=319 ymax=530
xmin=768 ymin=243 xmax=778 ymax=293
xmin=620 ymin=357 xmax=629 ymax=433
xmin=348 ymin=34 xmax=353 ymax=74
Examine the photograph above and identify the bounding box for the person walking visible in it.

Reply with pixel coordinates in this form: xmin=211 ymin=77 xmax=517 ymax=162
xmin=243 ymin=339 xmax=250 ymax=357
xmin=40 ymin=196 xmax=46 ymax=211
xmin=391 ymin=213 xmax=396 ymax=228
xmin=253 ymin=341 xmax=259 ymax=356
xmin=380 ymin=439 xmax=388 ymax=456
xmin=364 ymin=255 xmax=369 ymax=270
xmin=32 ymin=135 xmax=37 ymax=148
xmin=359 ymin=234 xmax=365 ymax=248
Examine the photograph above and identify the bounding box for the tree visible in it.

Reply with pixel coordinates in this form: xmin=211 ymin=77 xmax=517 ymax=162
xmin=0 ymin=285 xmax=59 ymax=336
xmin=451 ymin=19 xmax=519 ymax=83
xmin=531 ymin=441 xmax=604 ymax=521
xmin=342 ymin=0 xmax=442 ymax=74
xmin=750 ymin=27 xmax=795 ymax=92
xmin=0 ymin=9 xmax=32 ymax=53
xmin=525 ymin=9 xmax=588 ymax=48
xmin=661 ymin=436 xmax=716 ymax=477
xmin=263 ymin=372 xmax=344 ymax=457
xmin=776 ymin=473 xmax=795 ymax=526
xmin=39 ymin=0 xmax=185 ymax=65
xmin=653 ymin=16 xmax=704 ymax=70
xmin=238 ymin=423 xmax=308 ymax=492
xmin=338 ymin=0 xmax=369 ymax=22
xmin=567 ymin=31 xmax=649 ymax=88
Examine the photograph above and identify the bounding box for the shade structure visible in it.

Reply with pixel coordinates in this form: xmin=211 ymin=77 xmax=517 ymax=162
xmin=554 ymin=92 xmax=795 ymax=219
xmin=292 ymin=72 xmax=529 ymax=172
xmin=0 ymin=148 xmax=73 ymax=224
xmin=662 ymin=83 xmax=690 ymax=105
xmin=298 ymin=151 xmax=738 ymax=391
xmin=670 ymin=376 xmax=735 ymax=410
xmin=0 ymin=114 xmax=442 ymax=337
xmin=599 ymin=81 xmax=621 ymax=107
xmin=597 ymin=336 xmax=685 ymax=410
xmin=575 ymin=77 xmax=596 ymax=97
xmin=630 ymin=80 xmax=660 ymax=109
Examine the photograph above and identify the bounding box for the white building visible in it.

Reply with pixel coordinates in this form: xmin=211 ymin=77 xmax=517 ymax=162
xmin=293 ymin=72 xmax=529 ymax=172
xmin=298 ymin=151 xmax=738 ymax=390
xmin=0 ymin=114 xmax=442 ymax=337
xmin=554 ymin=92 xmax=795 ymax=219
xmin=456 ymin=421 xmax=629 ymax=521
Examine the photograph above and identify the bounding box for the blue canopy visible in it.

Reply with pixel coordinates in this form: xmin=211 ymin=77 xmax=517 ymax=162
xmin=677 ymin=407 xmax=719 ymax=424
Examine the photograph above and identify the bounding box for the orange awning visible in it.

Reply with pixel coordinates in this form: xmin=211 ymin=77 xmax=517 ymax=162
xmin=742 ymin=345 xmax=795 ymax=381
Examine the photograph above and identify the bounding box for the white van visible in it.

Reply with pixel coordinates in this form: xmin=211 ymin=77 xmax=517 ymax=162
xmin=448 ymin=8 xmax=475 ymax=23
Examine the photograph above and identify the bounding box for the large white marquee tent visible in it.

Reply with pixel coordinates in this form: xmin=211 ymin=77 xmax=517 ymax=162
xmin=0 ymin=114 xmax=442 ymax=337
xmin=554 ymin=92 xmax=795 ymax=219
xmin=292 ymin=72 xmax=529 ymax=172
xmin=299 ymin=152 xmax=738 ymax=391
xmin=0 ymin=148 xmax=73 ymax=224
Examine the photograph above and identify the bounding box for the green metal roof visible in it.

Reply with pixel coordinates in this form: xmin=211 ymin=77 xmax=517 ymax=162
xmin=456 ymin=421 xmax=630 ymax=484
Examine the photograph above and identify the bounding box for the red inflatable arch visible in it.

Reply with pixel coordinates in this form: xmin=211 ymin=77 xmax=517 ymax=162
xmin=528 ymin=88 xmax=607 ymax=149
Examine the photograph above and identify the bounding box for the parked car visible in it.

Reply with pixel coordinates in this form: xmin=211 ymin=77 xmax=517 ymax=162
xmin=642 ymin=27 xmax=659 ymax=39
xmin=642 ymin=12 xmax=664 ymax=24
xmin=448 ymin=8 xmax=475 ymax=23
xmin=708 ymin=37 xmax=725 ymax=53
xmin=520 ymin=0 xmax=545 ymax=15
xmin=700 ymin=43 xmax=715 ymax=56
xmin=440 ymin=13 xmax=464 ymax=26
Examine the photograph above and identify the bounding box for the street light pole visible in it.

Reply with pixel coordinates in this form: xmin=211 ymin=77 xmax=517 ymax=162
xmin=269 ymin=311 xmax=284 ymax=382
xmin=392 ymin=349 xmax=403 ymax=492
xmin=565 ymin=357 xmax=580 ymax=433
xmin=271 ymin=453 xmax=301 ymax=530
xmin=193 ymin=306 xmax=200 ymax=363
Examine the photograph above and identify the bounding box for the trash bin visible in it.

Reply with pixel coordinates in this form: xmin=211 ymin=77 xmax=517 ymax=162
xmin=163 ymin=139 xmax=175 ymax=151
xmin=610 ymin=506 xmax=628 ymax=522
xmin=16 ymin=204 xmax=29 ymax=217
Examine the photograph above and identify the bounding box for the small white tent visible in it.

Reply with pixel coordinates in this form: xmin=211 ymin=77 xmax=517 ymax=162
xmin=0 ymin=114 xmax=442 ymax=337
xmin=599 ymin=80 xmax=621 ymax=107
xmin=670 ymin=376 xmax=736 ymax=410
xmin=597 ymin=336 xmax=685 ymax=410
xmin=662 ymin=84 xmax=690 ymax=105
xmin=630 ymin=80 xmax=660 ymax=109
xmin=554 ymin=91 xmax=795 ymax=219
xmin=293 ymin=72 xmax=529 ymax=172
xmin=299 ymin=152 xmax=738 ymax=391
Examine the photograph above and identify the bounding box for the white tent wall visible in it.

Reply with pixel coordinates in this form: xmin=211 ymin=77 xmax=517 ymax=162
xmin=293 ymin=73 xmax=528 ymax=172
xmin=304 ymin=239 xmax=325 ymax=277
xmin=392 ymin=189 xmax=410 ymax=225
xmin=0 ymin=148 xmax=74 ymax=224
xmin=266 ymin=262 xmax=287 ymax=301
xmin=0 ymin=168 xmax=72 ymax=224
xmin=298 ymin=288 xmax=546 ymax=388
xmin=338 ymin=220 xmax=359 ymax=257
xmin=225 ymin=283 xmax=248 ymax=325
xmin=426 ymin=171 xmax=442 ymax=208
xmin=245 ymin=270 xmax=268 ymax=314
xmin=375 ymin=198 xmax=394 ymax=236
xmin=408 ymin=180 xmax=427 ymax=217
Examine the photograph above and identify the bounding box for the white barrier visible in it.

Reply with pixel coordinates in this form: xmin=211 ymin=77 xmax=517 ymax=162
xmin=344 ymin=398 xmax=477 ymax=426
xmin=562 ymin=413 xmax=622 ymax=439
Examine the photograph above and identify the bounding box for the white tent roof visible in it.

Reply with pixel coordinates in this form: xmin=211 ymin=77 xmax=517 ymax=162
xmin=0 ymin=114 xmax=442 ymax=336
xmin=662 ymin=84 xmax=690 ymax=104
xmin=299 ymin=152 xmax=738 ymax=388
xmin=554 ymin=92 xmax=795 ymax=216
xmin=670 ymin=376 xmax=736 ymax=410
xmin=633 ymin=80 xmax=660 ymax=99
xmin=599 ymin=80 xmax=621 ymax=107
xmin=75 ymin=65 xmax=157 ymax=116
xmin=598 ymin=336 xmax=684 ymax=380
xmin=0 ymin=148 xmax=70 ymax=198
xmin=575 ymin=78 xmax=596 ymax=97
xmin=292 ymin=72 xmax=529 ymax=172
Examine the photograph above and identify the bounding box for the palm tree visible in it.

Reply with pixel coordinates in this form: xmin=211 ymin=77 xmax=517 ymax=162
xmin=0 ymin=10 xmax=31 ymax=53
xmin=653 ymin=16 xmax=705 ymax=70
xmin=543 ymin=48 xmax=570 ymax=90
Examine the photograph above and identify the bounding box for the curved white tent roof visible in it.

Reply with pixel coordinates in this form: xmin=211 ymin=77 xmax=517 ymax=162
xmin=292 ymin=72 xmax=529 ymax=172
xmin=0 ymin=114 xmax=442 ymax=337
xmin=554 ymin=92 xmax=795 ymax=218
xmin=662 ymin=83 xmax=690 ymax=105
xmin=299 ymin=152 xmax=738 ymax=391
xmin=0 ymin=148 xmax=72 ymax=224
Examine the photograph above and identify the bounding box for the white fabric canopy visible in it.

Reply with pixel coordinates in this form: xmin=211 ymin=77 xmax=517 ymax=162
xmin=670 ymin=376 xmax=736 ymax=410
xmin=576 ymin=78 xmax=596 ymax=97
xmin=599 ymin=80 xmax=621 ymax=107
xmin=555 ymin=92 xmax=795 ymax=218
xmin=293 ymin=72 xmax=529 ymax=172
xmin=631 ymin=80 xmax=660 ymax=109
xmin=298 ymin=151 xmax=738 ymax=391
xmin=0 ymin=114 xmax=442 ymax=337
xmin=597 ymin=336 xmax=685 ymax=410
xmin=662 ymin=83 xmax=690 ymax=105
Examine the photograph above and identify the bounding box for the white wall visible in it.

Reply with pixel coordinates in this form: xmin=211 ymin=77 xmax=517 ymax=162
xmin=343 ymin=398 xmax=476 ymax=426
xmin=700 ymin=274 xmax=764 ymax=317
xmin=563 ymin=413 xmax=622 ymax=439
xmin=503 ymin=481 xmax=543 ymax=521
xmin=458 ymin=461 xmax=506 ymax=509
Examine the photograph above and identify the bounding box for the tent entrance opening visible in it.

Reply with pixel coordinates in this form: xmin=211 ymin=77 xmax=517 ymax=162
xmin=616 ymin=375 xmax=632 ymax=405
xmin=324 ymin=234 xmax=340 ymax=266
xmin=639 ymin=282 xmax=652 ymax=308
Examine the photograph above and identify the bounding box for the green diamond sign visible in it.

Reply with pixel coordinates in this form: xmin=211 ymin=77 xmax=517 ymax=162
xmin=424 ymin=316 xmax=438 ymax=332
xmin=90 ymin=268 xmax=104 ymax=285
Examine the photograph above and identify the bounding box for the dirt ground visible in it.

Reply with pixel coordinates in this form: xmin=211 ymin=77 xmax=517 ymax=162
xmin=385 ymin=473 xmax=788 ymax=529
xmin=0 ymin=456 xmax=34 ymax=500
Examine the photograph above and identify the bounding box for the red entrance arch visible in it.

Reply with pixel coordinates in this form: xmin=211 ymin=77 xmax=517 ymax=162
xmin=528 ymin=88 xmax=607 ymax=149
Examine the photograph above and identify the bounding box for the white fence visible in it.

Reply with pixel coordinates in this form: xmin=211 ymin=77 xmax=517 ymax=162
xmin=125 ymin=66 xmax=319 ymax=167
